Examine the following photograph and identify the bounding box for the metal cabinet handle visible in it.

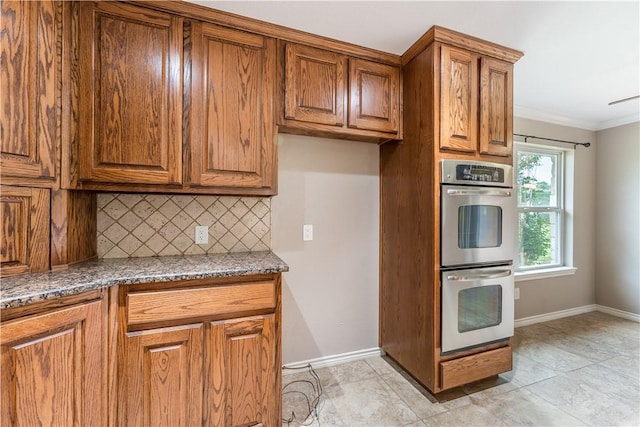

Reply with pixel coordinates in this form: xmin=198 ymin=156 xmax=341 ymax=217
xmin=446 ymin=189 xmax=512 ymax=197
xmin=446 ymin=270 xmax=512 ymax=281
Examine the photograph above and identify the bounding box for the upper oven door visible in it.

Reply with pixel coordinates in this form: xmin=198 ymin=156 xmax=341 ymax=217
xmin=441 ymin=185 xmax=515 ymax=268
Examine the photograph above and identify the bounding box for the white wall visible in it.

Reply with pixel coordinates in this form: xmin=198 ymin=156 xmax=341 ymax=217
xmin=595 ymin=122 xmax=640 ymax=315
xmin=272 ymin=135 xmax=379 ymax=364
xmin=513 ymin=117 xmax=597 ymax=319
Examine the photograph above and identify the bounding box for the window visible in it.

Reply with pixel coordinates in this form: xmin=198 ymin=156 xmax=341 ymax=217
xmin=515 ymin=145 xmax=564 ymax=271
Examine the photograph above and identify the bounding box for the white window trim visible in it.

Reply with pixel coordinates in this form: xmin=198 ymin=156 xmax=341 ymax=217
xmin=514 ymin=141 xmax=576 ymax=279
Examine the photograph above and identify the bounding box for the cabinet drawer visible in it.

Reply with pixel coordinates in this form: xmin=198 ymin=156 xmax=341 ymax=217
xmin=127 ymin=280 xmax=275 ymax=327
xmin=440 ymin=346 xmax=512 ymax=390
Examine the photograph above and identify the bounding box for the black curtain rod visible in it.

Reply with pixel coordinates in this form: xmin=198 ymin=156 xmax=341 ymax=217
xmin=514 ymin=133 xmax=591 ymax=149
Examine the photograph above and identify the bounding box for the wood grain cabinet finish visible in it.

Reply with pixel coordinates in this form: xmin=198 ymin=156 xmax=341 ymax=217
xmin=189 ymin=23 xmax=277 ymax=192
xmin=0 ymin=297 xmax=105 ymax=426
xmin=348 ymin=58 xmax=400 ymax=134
xmin=284 ymin=43 xmax=347 ymax=127
xmin=120 ymin=324 xmax=204 ymax=426
xmin=0 ymin=185 xmax=50 ymax=277
xmin=280 ymin=42 xmax=401 ymax=142
xmin=77 ymin=1 xmax=183 ymax=186
xmin=117 ymin=275 xmax=281 ymax=427
xmin=0 ymin=0 xmax=58 ymax=181
xmin=207 ymin=315 xmax=277 ymax=427
xmin=439 ymin=45 xmax=514 ymax=157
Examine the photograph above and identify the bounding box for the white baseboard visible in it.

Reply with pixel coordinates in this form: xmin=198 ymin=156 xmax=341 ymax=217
xmin=515 ymin=304 xmax=640 ymax=327
xmin=515 ymin=305 xmax=597 ymax=327
xmin=282 ymin=347 xmax=381 ymax=373
xmin=595 ymin=304 xmax=640 ymax=322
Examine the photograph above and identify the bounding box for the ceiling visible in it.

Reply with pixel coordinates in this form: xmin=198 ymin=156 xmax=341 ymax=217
xmin=188 ymin=1 xmax=639 ymax=131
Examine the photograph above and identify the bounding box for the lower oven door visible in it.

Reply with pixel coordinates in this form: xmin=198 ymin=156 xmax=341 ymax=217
xmin=441 ymin=266 xmax=514 ymax=353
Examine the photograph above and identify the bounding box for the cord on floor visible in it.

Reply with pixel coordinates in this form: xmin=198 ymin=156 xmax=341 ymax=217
xmin=282 ymin=363 xmax=323 ymax=426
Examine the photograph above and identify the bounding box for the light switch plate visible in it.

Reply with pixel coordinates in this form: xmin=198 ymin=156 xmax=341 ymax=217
xmin=303 ymin=224 xmax=313 ymax=241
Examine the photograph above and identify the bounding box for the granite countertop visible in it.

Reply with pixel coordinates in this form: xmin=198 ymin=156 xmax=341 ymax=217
xmin=0 ymin=251 xmax=289 ymax=310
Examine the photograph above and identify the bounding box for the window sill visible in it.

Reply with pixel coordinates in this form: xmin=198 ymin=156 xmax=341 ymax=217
xmin=515 ymin=266 xmax=577 ymax=282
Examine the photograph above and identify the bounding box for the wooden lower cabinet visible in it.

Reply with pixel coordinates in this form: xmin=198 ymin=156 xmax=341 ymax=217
xmin=207 ymin=315 xmax=277 ymax=427
xmin=120 ymin=324 xmax=204 ymax=426
xmin=117 ymin=274 xmax=282 ymax=427
xmin=0 ymin=293 xmax=106 ymax=426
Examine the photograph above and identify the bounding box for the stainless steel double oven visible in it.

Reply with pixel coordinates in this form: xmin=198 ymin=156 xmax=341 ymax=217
xmin=440 ymin=159 xmax=515 ymax=353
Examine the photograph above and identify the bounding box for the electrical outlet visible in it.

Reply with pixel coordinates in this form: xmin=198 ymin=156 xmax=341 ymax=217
xmin=303 ymin=224 xmax=313 ymax=241
xmin=195 ymin=226 xmax=208 ymax=244
xmin=514 ymin=287 xmax=520 ymax=300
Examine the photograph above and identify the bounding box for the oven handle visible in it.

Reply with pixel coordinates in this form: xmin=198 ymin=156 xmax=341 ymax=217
xmin=446 ymin=189 xmax=512 ymax=197
xmin=446 ymin=269 xmax=512 ymax=281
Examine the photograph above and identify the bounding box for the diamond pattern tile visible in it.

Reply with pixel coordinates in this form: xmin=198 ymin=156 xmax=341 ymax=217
xmin=97 ymin=193 xmax=272 ymax=258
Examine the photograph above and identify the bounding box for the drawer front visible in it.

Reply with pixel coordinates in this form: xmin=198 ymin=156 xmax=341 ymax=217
xmin=127 ymin=281 xmax=275 ymax=327
xmin=440 ymin=346 xmax=512 ymax=390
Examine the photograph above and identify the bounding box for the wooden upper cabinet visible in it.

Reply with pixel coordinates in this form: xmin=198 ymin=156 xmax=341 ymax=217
xmin=1 ymin=185 xmax=49 ymax=277
xmin=189 ymin=23 xmax=276 ymax=191
xmin=77 ymin=1 xmax=183 ymax=185
xmin=1 ymin=298 xmax=105 ymax=426
xmin=440 ymin=45 xmax=479 ymax=153
xmin=480 ymin=57 xmax=513 ymax=157
xmin=348 ymin=58 xmax=400 ymax=133
xmin=0 ymin=0 xmax=58 ymax=181
xmin=439 ymin=44 xmax=514 ymax=157
xmin=284 ymin=43 xmax=347 ymax=126
xmin=279 ymin=42 xmax=401 ymax=142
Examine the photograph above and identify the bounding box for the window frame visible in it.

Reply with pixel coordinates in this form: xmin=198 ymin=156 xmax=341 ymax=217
xmin=514 ymin=143 xmax=565 ymax=272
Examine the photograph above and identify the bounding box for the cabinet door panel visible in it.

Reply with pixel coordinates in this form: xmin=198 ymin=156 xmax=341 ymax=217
xmin=122 ymin=324 xmax=203 ymax=427
xmin=284 ymin=43 xmax=347 ymax=126
xmin=440 ymin=46 xmax=478 ymax=153
xmin=0 ymin=0 xmax=57 ymax=180
xmin=78 ymin=2 xmax=183 ymax=185
xmin=348 ymin=59 xmax=400 ymax=133
xmin=0 ymin=185 xmax=49 ymax=277
xmin=1 ymin=299 xmax=104 ymax=426
xmin=190 ymin=23 xmax=276 ymax=190
xmin=206 ymin=315 xmax=277 ymax=427
xmin=480 ymin=57 xmax=513 ymax=157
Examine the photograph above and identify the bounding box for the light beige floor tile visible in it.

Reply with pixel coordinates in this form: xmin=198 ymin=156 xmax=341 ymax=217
xmin=505 ymin=353 xmax=558 ymax=387
xmin=422 ymin=403 xmax=507 ymax=427
xmin=315 ymin=360 xmax=379 ymax=389
xmin=366 ymin=355 xmax=401 ymax=376
xmin=327 ymin=376 xmax=420 ymax=426
xmin=462 ymin=374 xmax=519 ymax=400
xmin=403 ymin=421 xmax=427 ymax=427
xmin=568 ymin=363 xmax=640 ymax=408
xmin=381 ymin=370 xmax=447 ymax=419
xmin=476 ymin=387 xmax=585 ymax=426
xmin=598 ymin=354 xmax=640 ymax=380
xmin=526 ymin=373 xmax=640 ymax=426
xmin=516 ymin=341 xmax=593 ymax=372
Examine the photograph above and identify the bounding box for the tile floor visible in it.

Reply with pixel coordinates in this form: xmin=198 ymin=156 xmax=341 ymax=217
xmin=282 ymin=312 xmax=640 ymax=426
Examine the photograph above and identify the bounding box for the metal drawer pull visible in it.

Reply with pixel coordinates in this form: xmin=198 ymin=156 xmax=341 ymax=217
xmin=446 ymin=189 xmax=512 ymax=197
xmin=447 ymin=270 xmax=512 ymax=281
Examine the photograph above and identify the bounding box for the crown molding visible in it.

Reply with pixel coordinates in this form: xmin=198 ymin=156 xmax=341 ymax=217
xmin=515 ymin=105 xmax=640 ymax=132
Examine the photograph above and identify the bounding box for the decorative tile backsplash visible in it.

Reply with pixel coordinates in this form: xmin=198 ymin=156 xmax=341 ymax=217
xmin=97 ymin=194 xmax=271 ymax=258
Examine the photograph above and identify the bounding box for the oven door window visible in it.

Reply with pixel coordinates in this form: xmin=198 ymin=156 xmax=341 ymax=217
xmin=457 ymin=285 xmax=502 ymax=333
xmin=458 ymin=205 xmax=502 ymax=249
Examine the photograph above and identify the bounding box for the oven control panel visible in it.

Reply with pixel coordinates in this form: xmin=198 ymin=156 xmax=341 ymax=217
xmin=441 ymin=159 xmax=513 ymax=187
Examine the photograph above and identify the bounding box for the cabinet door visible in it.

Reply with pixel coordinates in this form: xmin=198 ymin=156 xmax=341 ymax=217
xmin=190 ymin=23 xmax=276 ymax=190
xmin=480 ymin=57 xmax=513 ymax=157
xmin=78 ymin=2 xmax=183 ymax=185
xmin=348 ymin=58 xmax=400 ymax=133
xmin=122 ymin=324 xmax=203 ymax=427
xmin=1 ymin=299 xmax=105 ymax=426
xmin=206 ymin=315 xmax=278 ymax=427
xmin=440 ymin=45 xmax=478 ymax=153
xmin=284 ymin=43 xmax=347 ymax=126
xmin=0 ymin=0 xmax=57 ymax=180
xmin=0 ymin=185 xmax=49 ymax=277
